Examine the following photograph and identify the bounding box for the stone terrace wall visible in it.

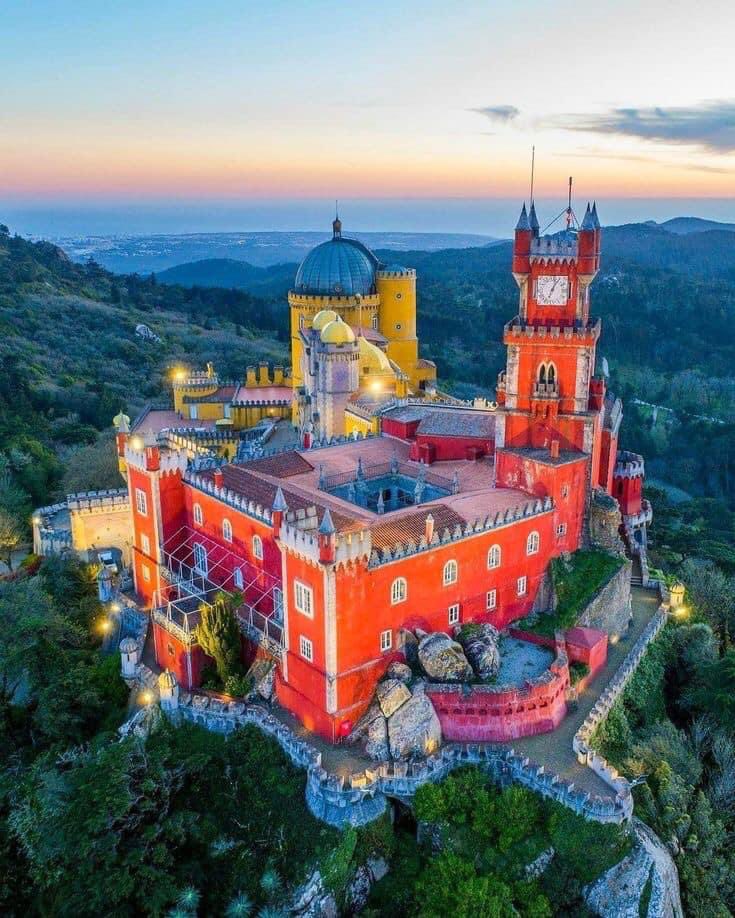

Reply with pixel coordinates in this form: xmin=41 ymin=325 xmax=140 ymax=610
xmin=576 ymin=559 xmax=632 ymax=637
xmin=426 ymin=643 xmax=569 ymax=743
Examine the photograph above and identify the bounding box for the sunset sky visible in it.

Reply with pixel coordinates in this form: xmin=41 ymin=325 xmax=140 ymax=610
xmin=2 ymin=0 xmax=734 ymax=234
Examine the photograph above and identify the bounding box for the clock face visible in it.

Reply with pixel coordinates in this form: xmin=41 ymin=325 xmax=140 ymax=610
xmin=536 ymin=275 xmax=569 ymax=306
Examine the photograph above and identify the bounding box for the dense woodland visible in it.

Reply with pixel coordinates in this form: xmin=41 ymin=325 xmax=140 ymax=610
xmin=2 ymin=220 xmax=735 ymax=913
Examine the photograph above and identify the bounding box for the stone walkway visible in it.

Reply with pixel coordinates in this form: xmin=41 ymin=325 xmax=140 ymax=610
xmin=508 ymin=586 xmax=660 ymax=795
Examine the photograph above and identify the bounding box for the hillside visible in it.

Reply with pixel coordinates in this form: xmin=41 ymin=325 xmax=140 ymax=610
xmin=157 ymin=257 xmax=295 ymax=297
xmin=0 ymin=226 xmax=288 ymax=519
xmin=661 ymin=216 xmax=735 ymax=235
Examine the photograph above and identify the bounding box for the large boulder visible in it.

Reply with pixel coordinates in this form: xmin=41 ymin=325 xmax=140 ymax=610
xmin=346 ymin=700 xmax=383 ymax=745
xmin=417 ymin=630 xmax=473 ymax=683
xmin=455 ymin=623 xmax=501 ymax=681
xmin=247 ymin=658 xmax=276 ymax=701
xmin=386 ymin=661 xmax=413 ymax=683
xmin=387 ymin=692 xmax=442 ymax=760
xmin=365 ymin=714 xmax=389 ymax=760
xmin=377 ymin=678 xmax=411 ymax=717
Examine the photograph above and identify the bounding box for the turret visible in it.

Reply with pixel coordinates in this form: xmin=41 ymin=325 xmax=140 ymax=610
xmin=318 ymin=509 xmax=336 ymax=563
xmin=577 ymin=202 xmax=600 ymax=279
xmin=613 ymin=450 xmax=645 ymax=516
xmin=529 ymin=201 xmax=540 ymax=237
xmin=512 ymin=203 xmax=532 ymax=276
xmin=272 ymin=487 xmax=288 ymax=535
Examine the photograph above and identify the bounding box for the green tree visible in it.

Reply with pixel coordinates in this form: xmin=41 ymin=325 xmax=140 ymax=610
xmin=196 ymin=592 xmax=242 ymax=684
xmin=414 ymin=853 xmax=515 ymax=918
xmin=0 ymin=509 xmax=22 ymax=571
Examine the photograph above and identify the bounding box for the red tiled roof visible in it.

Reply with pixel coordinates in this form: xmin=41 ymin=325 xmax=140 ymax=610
xmin=371 ymin=504 xmax=465 ymax=550
xmin=240 ymin=452 xmax=314 ymax=478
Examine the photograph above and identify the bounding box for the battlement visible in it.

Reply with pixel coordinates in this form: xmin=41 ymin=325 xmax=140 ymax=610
xmin=376 ymin=267 xmax=416 ymax=278
xmin=66 ymin=488 xmax=130 ymax=513
xmin=504 ymin=317 xmax=601 ymax=343
xmin=288 ymin=292 xmax=381 ymax=309
xmin=614 ymin=450 xmax=645 ymax=479
xmin=183 ymin=469 xmax=273 ymax=526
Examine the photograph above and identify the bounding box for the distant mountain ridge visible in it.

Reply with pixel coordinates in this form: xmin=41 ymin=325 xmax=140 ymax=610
xmin=659 ymin=216 xmax=735 ymax=235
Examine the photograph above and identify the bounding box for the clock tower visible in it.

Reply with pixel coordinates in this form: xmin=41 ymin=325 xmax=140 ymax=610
xmin=496 ymin=201 xmax=614 ymax=488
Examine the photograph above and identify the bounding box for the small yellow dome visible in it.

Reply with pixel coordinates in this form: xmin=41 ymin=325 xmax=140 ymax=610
xmin=358 ymin=335 xmax=392 ymax=373
xmin=312 ymin=308 xmax=338 ymax=331
xmin=321 ymin=317 xmax=356 ymax=345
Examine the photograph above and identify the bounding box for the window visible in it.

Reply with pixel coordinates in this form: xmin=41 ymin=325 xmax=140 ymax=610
xmin=167 ymin=642 xmax=174 ymax=657
xmin=299 ymin=635 xmax=313 ymax=662
xmin=395 ymin=292 xmax=402 ymax=300
xmin=193 ymin=542 xmax=208 ymax=576
xmin=140 ymin=533 xmax=150 ymax=555
xmin=448 ymin=604 xmax=460 ymax=625
xmin=299 ymin=314 xmax=305 ymax=329
xmin=142 ymin=564 xmax=151 ymax=582
xmin=395 ymin=323 xmax=402 ymax=330
xmin=193 ymin=503 xmax=203 ymax=526
xmin=517 ymin=576 xmax=527 ymax=597
xmin=380 ymin=629 xmax=393 ymax=652
xmin=486 ymin=589 xmax=497 ymax=610
xmin=487 ymin=544 xmax=501 ymax=569
xmin=223 ymin=403 xmax=231 ymax=419
xmin=556 ymin=523 xmax=567 ymax=537
xmin=252 ymin=534 xmax=264 ymax=560
xmin=537 ymin=362 xmax=557 ymax=386
xmin=391 ymin=577 xmax=407 ymax=605
xmin=233 ymin=567 xmax=244 ymax=590
xmin=371 ymin=315 xmax=379 ymax=330
xmin=443 ymin=560 xmax=458 ymax=586
xmin=526 ymin=531 xmax=540 ymax=555
xmin=294 ymin=580 xmax=314 ymax=618
xmin=222 ymin=518 xmax=233 ymax=542
xmin=135 ymin=488 xmax=148 ymax=516
xmin=273 ymin=587 xmax=284 ymax=623
xmin=190 ymin=405 xmax=198 ymax=420
xmin=561 ymin=484 xmax=569 ymax=499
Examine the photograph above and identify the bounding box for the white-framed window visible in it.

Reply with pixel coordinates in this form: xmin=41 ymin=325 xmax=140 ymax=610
xmin=193 ymin=542 xmax=208 ymax=576
xmin=299 ymin=635 xmax=313 ymax=662
xmin=233 ymin=567 xmax=244 ymax=590
xmin=142 ymin=564 xmax=151 ymax=582
xmin=190 ymin=405 xmax=198 ymax=420
xmin=487 ymin=544 xmax=501 ymax=569
xmin=486 ymin=589 xmax=497 ymax=610
xmin=223 ymin=403 xmax=232 ymax=419
xmin=140 ymin=533 xmax=151 ymax=556
xmin=252 ymin=534 xmax=264 ymax=560
xmin=556 ymin=522 xmax=567 ymax=537
xmin=380 ymin=629 xmax=393 ymax=652
xmin=371 ymin=314 xmax=379 ymax=330
xmin=448 ymin=604 xmax=460 ymax=625
xmin=193 ymin=503 xmax=203 ymax=526
xmin=517 ymin=576 xmax=528 ymax=597
xmin=294 ymin=580 xmax=314 ymax=618
xmin=443 ymin=559 xmax=458 ymax=586
xmin=135 ymin=488 xmax=148 ymax=516
xmin=391 ymin=577 xmax=407 ymax=605
xmin=273 ymin=586 xmax=284 ymax=623
xmin=526 ymin=531 xmax=540 ymax=555
xmin=222 ymin=518 xmax=233 ymax=542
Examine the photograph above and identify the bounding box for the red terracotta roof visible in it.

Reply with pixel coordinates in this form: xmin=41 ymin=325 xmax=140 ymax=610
xmin=240 ymin=452 xmax=314 ymax=478
xmin=371 ymin=504 xmax=465 ymax=550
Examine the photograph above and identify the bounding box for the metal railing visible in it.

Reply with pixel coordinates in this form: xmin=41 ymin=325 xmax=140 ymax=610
xmin=319 ymin=459 xmax=454 ymax=493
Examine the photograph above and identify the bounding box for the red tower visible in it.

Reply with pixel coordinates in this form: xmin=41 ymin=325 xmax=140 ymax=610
xmin=496 ymin=202 xmax=609 ymax=485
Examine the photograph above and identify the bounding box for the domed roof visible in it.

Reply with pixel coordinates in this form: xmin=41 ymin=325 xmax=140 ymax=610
xmin=312 ymin=308 xmax=338 ymax=331
xmin=294 ymin=219 xmax=378 ymax=297
xmin=119 ymin=636 xmax=138 ymax=654
xmin=321 ymin=316 xmax=356 ymax=345
xmin=358 ymin=335 xmax=392 ymax=374
xmin=158 ymin=669 xmax=178 ymax=689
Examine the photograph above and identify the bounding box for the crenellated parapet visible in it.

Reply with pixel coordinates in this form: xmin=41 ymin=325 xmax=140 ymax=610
xmin=66 ymin=488 xmax=130 ymax=513
xmin=504 ymin=318 xmax=601 ymax=344
xmin=614 ymin=450 xmax=645 ymax=479
xmin=183 ymin=469 xmax=273 ymax=526
xmin=368 ymin=497 xmax=553 ymax=568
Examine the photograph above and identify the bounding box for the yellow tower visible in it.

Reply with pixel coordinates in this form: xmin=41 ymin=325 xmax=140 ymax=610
xmin=376 ymin=266 xmax=418 ymax=381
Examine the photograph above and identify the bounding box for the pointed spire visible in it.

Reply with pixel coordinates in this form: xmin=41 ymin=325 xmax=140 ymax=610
xmin=581 ymin=202 xmax=594 ymax=230
xmin=515 ymin=202 xmax=530 ymax=231
xmin=529 ymin=201 xmax=540 ymax=233
xmin=591 ymin=201 xmax=600 ymax=229
xmin=332 ymin=200 xmax=342 ymax=239
xmin=319 ymin=508 xmax=335 ymax=535
xmin=272 ymin=486 xmax=288 ymax=513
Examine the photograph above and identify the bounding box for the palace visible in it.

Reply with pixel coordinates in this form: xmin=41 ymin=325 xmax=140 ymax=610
xmin=36 ymin=201 xmax=652 ymax=745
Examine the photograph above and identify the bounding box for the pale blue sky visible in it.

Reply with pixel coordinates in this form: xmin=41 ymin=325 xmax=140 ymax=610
xmin=1 ymin=0 xmax=733 ymax=234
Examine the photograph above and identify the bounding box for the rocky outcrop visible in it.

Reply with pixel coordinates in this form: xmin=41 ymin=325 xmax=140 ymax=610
xmin=417 ymin=630 xmax=473 ymax=682
xmin=345 ymin=857 xmax=389 ymax=913
xmin=365 ymin=714 xmax=389 ymax=760
xmin=455 ymin=623 xmax=501 ymax=680
xmin=387 ymin=690 xmax=442 ymax=760
xmin=290 ymin=869 xmax=337 ymax=918
xmin=584 ymin=819 xmax=683 ymax=918
xmin=248 ymin=658 xmax=276 ymax=701
xmin=386 ymin=661 xmax=412 ymax=683
xmin=376 ymin=678 xmax=411 ymax=717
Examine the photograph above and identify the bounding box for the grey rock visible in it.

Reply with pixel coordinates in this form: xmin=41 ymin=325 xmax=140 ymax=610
xmin=248 ymin=658 xmax=276 ymax=701
xmin=365 ymin=714 xmax=390 ymax=761
xmin=387 ymin=692 xmax=442 ymax=760
xmin=417 ymin=630 xmax=473 ymax=682
xmin=399 ymin=629 xmax=419 ymax=665
xmin=290 ymin=869 xmax=338 ymax=918
xmin=347 ymin=700 xmax=383 ymax=745
xmin=386 ymin=661 xmax=413 ymax=683
xmin=376 ymin=678 xmax=411 ymax=717
xmin=192 ymin=694 xmax=210 ymax=710
xmin=455 ymin=623 xmax=501 ymax=680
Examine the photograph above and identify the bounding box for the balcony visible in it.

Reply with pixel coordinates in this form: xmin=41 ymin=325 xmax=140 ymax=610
xmin=532 ymin=382 xmax=560 ymax=400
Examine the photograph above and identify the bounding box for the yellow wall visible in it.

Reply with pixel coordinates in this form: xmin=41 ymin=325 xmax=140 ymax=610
xmin=345 ymin=411 xmax=378 ymax=437
xmin=231 ymin=402 xmax=290 ymax=429
xmin=70 ymin=507 xmax=133 ymax=565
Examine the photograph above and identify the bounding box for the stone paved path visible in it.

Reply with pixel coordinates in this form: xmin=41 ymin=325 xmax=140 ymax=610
xmin=507 ymin=586 xmax=660 ymax=796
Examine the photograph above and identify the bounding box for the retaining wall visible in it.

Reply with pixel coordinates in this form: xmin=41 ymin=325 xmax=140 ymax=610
xmin=576 ymin=559 xmax=632 ymax=637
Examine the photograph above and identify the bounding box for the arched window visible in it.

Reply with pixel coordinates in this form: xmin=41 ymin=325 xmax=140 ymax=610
xmin=233 ymin=567 xmax=244 ymax=590
xmin=443 ymin=559 xmax=458 ymax=586
xmin=222 ymin=518 xmax=233 ymax=542
xmin=391 ymin=577 xmax=407 ymax=605
xmin=538 ymin=363 xmax=547 ymax=385
xmin=487 ymin=544 xmax=501 ymax=569
xmin=193 ymin=503 xmax=203 ymax=526
xmin=252 ymin=534 xmax=264 ymax=561
xmin=193 ymin=542 xmax=208 ymax=576
xmin=547 ymin=364 xmax=556 ymax=386
xmin=537 ymin=362 xmax=557 ymax=387
xmin=526 ymin=530 xmax=540 ymax=555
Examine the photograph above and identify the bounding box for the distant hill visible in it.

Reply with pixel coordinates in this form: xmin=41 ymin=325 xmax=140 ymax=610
xmin=660 ymin=216 xmax=735 ymax=235
xmin=158 ymin=258 xmax=295 ymax=297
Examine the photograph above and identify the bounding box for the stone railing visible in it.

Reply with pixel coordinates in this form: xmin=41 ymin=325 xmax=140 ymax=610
xmin=66 ymin=488 xmax=129 ymax=512
xmin=573 ymin=599 xmax=669 ymax=818
xmin=162 ymin=689 xmax=635 ymax=829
